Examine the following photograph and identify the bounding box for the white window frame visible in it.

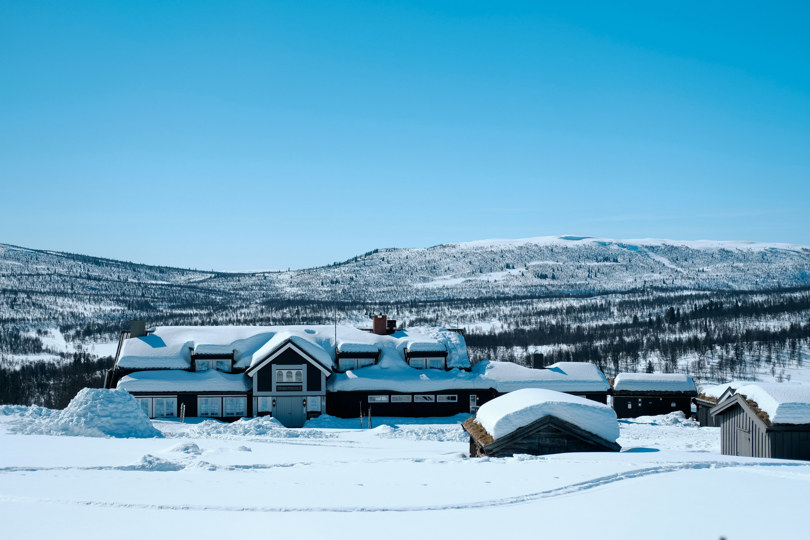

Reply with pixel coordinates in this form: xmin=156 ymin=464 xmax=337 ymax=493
xmin=198 ymin=396 xmax=223 ymax=417
xmin=215 ymin=359 xmax=232 ymax=373
xmin=135 ymin=396 xmax=177 ymax=418
xmin=196 ymin=359 xmax=213 ymax=372
xmin=368 ymin=395 xmax=389 ymax=403
xmin=223 ymin=396 xmax=247 ymax=417
xmin=414 ymin=394 xmax=436 ymax=403
xmin=337 ymin=357 xmax=358 ymax=372
xmin=153 ymin=397 xmax=177 ymax=418
xmin=391 ymin=395 xmax=412 ymax=403
xmin=307 ymin=396 xmax=322 ymax=412
xmin=408 ymin=357 xmax=427 ymax=369
xmin=257 ymin=396 xmax=273 ymax=414
xmin=437 ymin=395 xmax=457 ymax=402
xmin=427 ymin=357 xmax=445 ymax=370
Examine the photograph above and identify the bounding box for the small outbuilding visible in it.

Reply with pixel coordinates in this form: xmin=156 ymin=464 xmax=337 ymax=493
xmin=693 ymin=382 xmax=739 ymax=427
xmin=711 ymin=383 xmax=810 ymax=460
xmin=612 ymin=373 xmax=697 ymax=419
xmin=462 ymin=388 xmax=621 ymax=457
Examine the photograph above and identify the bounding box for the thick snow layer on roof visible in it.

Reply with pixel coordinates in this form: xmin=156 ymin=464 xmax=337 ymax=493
xmin=735 ymin=383 xmax=810 ymax=424
xmin=613 ymin=373 xmax=696 ymax=393
xmin=10 ymin=388 xmax=161 ymax=438
xmin=337 ymin=342 xmax=379 ymax=354
xmin=407 ymin=342 xmax=447 ymax=353
xmin=117 ymin=370 xmax=252 ymax=393
xmin=475 ymin=388 xmax=619 ymax=442
xmin=193 ymin=344 xmax=235 ymax=356
xmin=328 ymin=361 xmax=608 ymax=393
xmin=699 ymin=381 xmax=744 ymax=400
xmin=117 ymin=325 xmax=470 ymax=373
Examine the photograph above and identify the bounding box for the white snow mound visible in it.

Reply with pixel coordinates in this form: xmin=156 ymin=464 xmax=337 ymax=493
xmin=735 ymin=383 xmax=810 ymax=424
xmin=475 ymin=388 xmax=619 ymax=442
xmin=12 ymin=388 xmax=161 ymax=438
xmin=614 ymin=373 xmax=696 ymax=393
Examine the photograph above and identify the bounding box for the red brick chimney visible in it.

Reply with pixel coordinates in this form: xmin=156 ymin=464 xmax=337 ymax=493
xmin=372 ymin=314 xmax=387 ymax=335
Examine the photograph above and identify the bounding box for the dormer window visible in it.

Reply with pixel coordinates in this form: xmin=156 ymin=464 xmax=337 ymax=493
xmin=405 ymin=345 xmax=448 ymax=370
xmin=191 ymin=347 xmax=235 ymax=373
xmin=196 ymin=359 xmax=212 ymax=372
xmin=335 ymin=345 xmax=380 ymax=372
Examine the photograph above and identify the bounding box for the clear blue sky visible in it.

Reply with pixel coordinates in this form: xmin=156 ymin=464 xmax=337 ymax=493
xmin=2 ymin=1 xmax=808 ymax=271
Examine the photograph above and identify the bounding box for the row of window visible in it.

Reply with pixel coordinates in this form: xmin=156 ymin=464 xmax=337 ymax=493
xmin=195 ymin=359 xmax=233 ymax=373
xmin=407 ymin=357 xmax=446 ymax=370
xmin=336 ymin=357 xmax=376 ymax=372
xmin=367 ymin=394 xmax=458 ymax=404
xmin=135 ymin=395 xmax=247 ymax=418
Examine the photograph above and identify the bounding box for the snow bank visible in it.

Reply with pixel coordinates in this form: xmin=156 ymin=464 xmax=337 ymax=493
xmin=613 ymin=373 xmax=696 ymax=393
xmin=117 ymin=370 xmax=252 ymax=393
xmin=475 ymin=388 xmax=619 ymax=442
xmin=180 ymin=416 xmax=337 ymax=440
xmin=11 ymin=389 xmax=161 ymax=438
xmin=735 ymin=383 xmax=810 ymax=424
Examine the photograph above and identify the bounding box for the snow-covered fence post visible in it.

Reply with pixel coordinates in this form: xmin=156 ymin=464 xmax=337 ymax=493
xmin=368 ymin=406 xmax=372 ymax=429
xmin=180 ymin=403 xmax=185 ymax=423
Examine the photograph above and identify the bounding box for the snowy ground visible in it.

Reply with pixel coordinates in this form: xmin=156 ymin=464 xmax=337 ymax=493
xmin=1 ymin=411 xmax=809 ymax=540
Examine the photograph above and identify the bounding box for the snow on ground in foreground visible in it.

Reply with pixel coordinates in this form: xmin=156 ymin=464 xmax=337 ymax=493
xmin=1 ymin=409 xmax=809 ymax=540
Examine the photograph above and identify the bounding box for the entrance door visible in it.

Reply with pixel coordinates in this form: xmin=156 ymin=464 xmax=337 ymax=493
xmin=736 ymin=427 xmax=753 ymax=457
xmin=274 ymin=396 xmax=306 ymax=428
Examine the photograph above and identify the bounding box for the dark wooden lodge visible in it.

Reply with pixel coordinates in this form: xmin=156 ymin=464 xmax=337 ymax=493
xmin=711 ymin=387 xmax=810 ymax=460
xmin=462 ymin=415 xmax=621 ymax=458
xmin=612 ymin=373 xmax=697 ymax=419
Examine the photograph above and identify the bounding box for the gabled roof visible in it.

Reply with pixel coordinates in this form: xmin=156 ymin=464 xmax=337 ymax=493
xmin=712 ymin=383 xmax=810 ymax=426
xmin=246 ymin=336 xmax=333 ymax=377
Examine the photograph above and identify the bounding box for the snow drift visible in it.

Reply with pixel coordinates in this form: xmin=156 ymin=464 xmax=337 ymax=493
xmin=11 ymin=388 xmax=161 ymax=438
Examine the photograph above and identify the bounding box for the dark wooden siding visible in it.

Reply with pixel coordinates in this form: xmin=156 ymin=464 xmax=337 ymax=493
xmin=718 ymin=403 xmax=769 ymax=457
xmin=254 ymin=348 xmax=324 ymax=392
xmin=768 ymin=429 xmax=810 ymax=460
xmin=307 ymin=363 xmax=321 ymax=392
xmin=696 ymin=402 xmax=721 ymax=427
xmin=613 ymin=395 xmax=692 ymax=419
xmin=326 ymin=389 xmax=496 ymax=418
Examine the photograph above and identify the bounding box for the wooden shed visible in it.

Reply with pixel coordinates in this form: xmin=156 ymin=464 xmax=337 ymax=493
xmin=612 ymin=373 xmax=697 ymax=419
xmin=711 ymin=383 xmax=810 ymax=460
xmin=462 ymin=388 xmax=621 ymax=458
xmin=693 ymin=383 xmax=737 ymax=427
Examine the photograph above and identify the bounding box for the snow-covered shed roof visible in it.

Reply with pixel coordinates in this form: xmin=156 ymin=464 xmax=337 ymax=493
xmin=406 ymin=342 xmax=447 ymax=353
xmin=474 ymin=388 xmax=620 ymax=442
xmin=698 ymin=381 xmax=744 ymax=402
xmin=116 ymin=325 xmax=470 ymax=373
xmin=336 ymin=342 xmax=379 ymax=354
xmin=733 ymin=383 xmax=810 ymax=425
xmin=327 ymin=361 xmax=609 ymax=394
xmin=117 ymin=370 xmax=252 ymax=393
xmin=613 ymin=373 xmax=697 ymax=393
xmin=193 ymin=344 xmax=235 ymax=356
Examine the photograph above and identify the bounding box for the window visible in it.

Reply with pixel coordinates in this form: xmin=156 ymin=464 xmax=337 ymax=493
xmin=368 ymin=395 xmax=389 ymax=403
xmin=278 ymin=369 xmax=303 ymax=383
xmin=391 ymin=395 xmax=412 ymax=403
xmin=224 ymin=396 xmax=247 ymax=417
xmin=414 ymin=395 xmax=435 ymax=403
xmin=437 ymin=395 xmax=457 ymax=402
xmin=408 ymin=358 xmax=427 ymax=369
xmin=153 ymin=397 xmax=177 ymax=418
xmin=196 ymin=360 xmax=212 ymax=372
xmin=198 ymin=396 xmax=222 ymax=417
xmin=136 ymin=398 xmax=151 ymax=417
xmin=338 ymin=358 xmax=357 ymax=372
xmin=427 ymin=358 xmax=445 ymax=370
xmin=215 ymin=360 xmax=232 ymax=373
xmin=307 ymin=396 xmax=322 ymax=412
xmin=358 ymin=357 xmax=375 ymax=369
xmin=671 ymin=402 xmax=677 ymax=408
xmin=258 ymin=396 xmax=272 ymax=413
xmin=627 ymin=402 xmax=632 ymax=409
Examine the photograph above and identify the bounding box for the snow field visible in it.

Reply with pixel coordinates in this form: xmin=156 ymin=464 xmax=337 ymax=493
xmin=1 ymin=408 xmax=809 ymax=540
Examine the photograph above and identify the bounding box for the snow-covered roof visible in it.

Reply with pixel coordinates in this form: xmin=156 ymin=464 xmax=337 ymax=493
xmin=698 ymin=381 xmax=744 ymax=401
xmin=327 ymin=361 xmax=609 ymax=394
xmin=116 ymin=325 xmax=470 ymax=373
xmin=406 ymin=342 xmax=447 ymax=353
xmin=734 ymin=383 xmax=810 ymax=425
xmin=117 ymin=370 xmax=252 ymax=393
xmin=474 ymin=388 xmax=619 ymax=442
xmin=613 ymin=373 xmax=697 ymax=393
xmin=337 ymin=343 xmax=379 ymax=354
xmin=193 ymin=344 xmax=235 ymax=356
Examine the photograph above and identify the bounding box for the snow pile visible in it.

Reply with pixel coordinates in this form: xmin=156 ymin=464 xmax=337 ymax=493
xmin=11 ymin=389 xmax=161 ymax=438
xmin=621 ymin=411 xmax=697 ymax=427
xmin=735 ymin=383 xmax=810 ymax=424
xmin=614 ymin=373 xmax=696 ymax=393
xmin=475 ymin=388 xmax=619 ymax=442
xmin=181 ymin=416 xmax=337 ymax=440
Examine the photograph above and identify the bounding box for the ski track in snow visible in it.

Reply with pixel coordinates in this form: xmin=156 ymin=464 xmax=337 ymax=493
xmin=1 ymin=460 xmax=805 ymax=514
